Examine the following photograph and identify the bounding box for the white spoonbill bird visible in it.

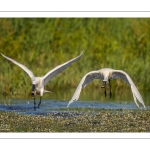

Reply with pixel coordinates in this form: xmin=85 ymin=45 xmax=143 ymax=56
xmin=1 ymin=51 xmax=83 ymax=110
xmin=67 ymin=68 xmax=145 ymax=109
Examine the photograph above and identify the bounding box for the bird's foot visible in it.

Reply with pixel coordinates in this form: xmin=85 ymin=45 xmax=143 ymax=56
xmin=38 ymin=97 xmax=42 ymax=109
xmin=38 ymin=103 xmax=40 ymax=108
xmin=34 ymin=99 xmax=36 ymax=111
xmin=38 ymin=101 xmax=41 ymax=108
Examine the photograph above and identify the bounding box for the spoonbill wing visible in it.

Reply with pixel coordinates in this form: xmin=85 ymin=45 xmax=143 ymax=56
xmin=43 ymin=51 xmax=84 ymax=85
xmin=112 ymin=69 xmax=145 ymax=108
xmin=1 ymin=52 xmax=35 ymax=80
xmin=67 ymin=70 xmax=103 ymax=107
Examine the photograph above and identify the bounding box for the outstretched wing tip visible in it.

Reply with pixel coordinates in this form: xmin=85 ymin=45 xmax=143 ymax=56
xmin=43 ymin=51 xmax=84 ymax=85
xmin=81 ymin=50 xmax=84 ymax=54
xmin=1 ymin=52 xmax=4 ymax=56
xmin=67 ymin=98 xmax=77 ymax=107
xmin=67 ymin=102 xmax=72 ymax=107
xmin=1 ymin=52 xmax=35 ymax=79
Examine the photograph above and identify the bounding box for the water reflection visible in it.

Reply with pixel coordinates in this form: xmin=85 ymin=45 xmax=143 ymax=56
xmin=47 ymin=88 xmax=150 ymax=105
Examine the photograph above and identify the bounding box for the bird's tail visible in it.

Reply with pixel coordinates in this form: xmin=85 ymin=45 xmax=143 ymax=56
xmin=44 ymin=90 xmax=52 ymax=93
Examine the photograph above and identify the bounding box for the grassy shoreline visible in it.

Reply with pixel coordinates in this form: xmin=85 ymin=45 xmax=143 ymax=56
xmin=0 ymin=110 xmax=150 ymax=132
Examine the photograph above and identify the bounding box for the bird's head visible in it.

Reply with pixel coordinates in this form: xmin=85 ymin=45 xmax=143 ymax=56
xmin=101 ymin=80 xmax=107 ymax=88
xmin=31 ymin=81 xmax=36 ymax=97
xmin=31 ymin=84 xmax=36 ymax=97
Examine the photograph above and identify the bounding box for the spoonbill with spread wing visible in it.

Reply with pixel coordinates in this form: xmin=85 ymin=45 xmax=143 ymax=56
xmin=1 ymin=51 xmax=83 ymax=110
xmin=67 ymin=68 xmax=145 ymax=109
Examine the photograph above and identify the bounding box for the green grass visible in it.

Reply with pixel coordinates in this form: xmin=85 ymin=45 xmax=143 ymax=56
xmin=0 ymin=18 xmax=150 ymax=99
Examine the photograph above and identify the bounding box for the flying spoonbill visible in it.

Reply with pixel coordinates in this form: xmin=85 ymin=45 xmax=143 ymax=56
xmin=67 ymin=68 xmax=145 ymax=109
xmin=1 ymin=51 xmax=83 ymax=110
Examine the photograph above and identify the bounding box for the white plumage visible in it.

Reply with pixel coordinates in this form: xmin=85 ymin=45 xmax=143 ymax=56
xmin=1 ymin=51 xmax=83 ymax=110
xmin=67 ymin=68 xmax=145 ymax=109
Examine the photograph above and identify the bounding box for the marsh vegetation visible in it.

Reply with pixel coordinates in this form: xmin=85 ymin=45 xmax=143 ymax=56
xmin=1 ymin=18 xmax=150 ymax=99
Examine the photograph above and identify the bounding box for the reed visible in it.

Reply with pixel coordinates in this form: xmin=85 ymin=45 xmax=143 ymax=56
xmin=0 ymin=18 xmax=150 ymax=98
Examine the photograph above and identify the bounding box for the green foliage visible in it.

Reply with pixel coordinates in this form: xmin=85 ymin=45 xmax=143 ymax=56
xmin=0 ymin=18 xmax=150 ymax=98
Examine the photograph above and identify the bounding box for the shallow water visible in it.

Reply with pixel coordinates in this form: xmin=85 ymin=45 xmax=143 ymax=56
xmin=0 ymin=98 xmax=148 ymax=116
xmin=0 ymin=88 xmax=149 ymax=115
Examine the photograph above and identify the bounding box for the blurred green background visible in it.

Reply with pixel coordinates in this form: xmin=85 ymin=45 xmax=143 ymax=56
xmin=0 ymin=18 xmax=150 ymax=99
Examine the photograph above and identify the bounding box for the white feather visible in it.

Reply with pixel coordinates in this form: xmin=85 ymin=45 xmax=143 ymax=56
xmin=68 ymin=68 xmax=145 ymax=109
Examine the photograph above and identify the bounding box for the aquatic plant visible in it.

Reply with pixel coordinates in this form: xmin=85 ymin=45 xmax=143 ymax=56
xmin=0 ymin=110 xmax=150 ymax=132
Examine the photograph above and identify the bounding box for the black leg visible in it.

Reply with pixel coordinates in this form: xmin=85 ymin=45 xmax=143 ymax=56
xmin=104 ymin=87 xmax=107 ymax=97
xmin=34 ymin=97 xmax=36 ymax=111
xmin=109 ymin=79 xmax=112 ymax=98
xmin=38 ymin=96 xmax=42 ymax=108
